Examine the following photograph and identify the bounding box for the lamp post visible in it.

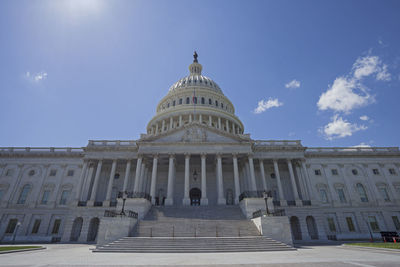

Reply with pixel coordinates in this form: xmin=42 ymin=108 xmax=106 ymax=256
xmin=120 ymin=191 xmax=127 ymax=216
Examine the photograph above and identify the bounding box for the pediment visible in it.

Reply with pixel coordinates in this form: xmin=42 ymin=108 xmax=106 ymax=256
xmin=141 ymin=123 xmax=248 ymax=144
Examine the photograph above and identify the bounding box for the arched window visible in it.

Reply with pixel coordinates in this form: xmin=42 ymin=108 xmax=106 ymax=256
xmin=215 ymin=100 xmax=219 ymax=107
xmin=201 ymin=97 xmax=205 ymax=104
xmin=319 ymin=189 xmax=328 ymax=203
xmin=17 ymin=184 xmax=31 ymax=204
xmin=179 ymin=98 xmax=182 ymax=105
xmin=186 ymin=97 xmax=190 ymax=104
xmin=209 ymin=98 xmax=212 ymax=105
xmin=221 ymin=103 xmax=224 ymax=108
xmin=356 ymin=183 xmax=368 ymax=202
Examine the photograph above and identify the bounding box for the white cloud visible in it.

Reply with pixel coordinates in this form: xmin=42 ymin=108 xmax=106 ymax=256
xmin=25 ymin=71 xmax=48 ymax=83
xmin=352 ymin=142 xmax=371 ymax=148
xmin=321 ymin=115 xmax=367 ymax=140
xmin=253 ymin=98 xmax=283 ymax=114
xmin=285 ymin=79 xmax=300 ymax=89
xmin=317 ymin=55 xmax=390 ymax=113
xmin=317 ymin=77 xmax=373 ymax=113
xmin=360 ymin=115 xmax=369 ymax=121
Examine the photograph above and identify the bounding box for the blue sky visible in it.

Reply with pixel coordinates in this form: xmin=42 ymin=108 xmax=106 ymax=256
xmin=1 ymin=0 xmax=400 ymax=148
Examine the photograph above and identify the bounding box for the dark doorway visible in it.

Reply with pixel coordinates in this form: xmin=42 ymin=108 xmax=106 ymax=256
xmin=70 ymin=217 xmax=83 ymax=242
xmin=87 ymin=217 xmax=100 ymax=242
xmin=190 ymin=188 xmax=201 ymax=206
xmin=290 ymin=216 xmax=302 ymax=240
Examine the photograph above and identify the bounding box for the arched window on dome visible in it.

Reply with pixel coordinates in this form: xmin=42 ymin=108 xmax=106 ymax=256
xmin=356 ymin=183 xmax=369 ymax=202
xmin=215 ymin=100 xmax=219 ymax=107
xmin=205 ymin=80 xmax=208 ymax=85
xmin=179 ymin=98 xmax=182 ymax=105
xmin=172 ymin=100 xmax=176 ymax=106
xmin=209 ymin=98 xmax=212 ymax=105
xmin=167 ymin=103 xmax=170 ymax=108
xmin=221 ymin=103 xmax=224 ymax=109
xmin=186 ymin=97 xmax=190 ymax=104
xmin=201 ymin=97 xmax=205 ymax=104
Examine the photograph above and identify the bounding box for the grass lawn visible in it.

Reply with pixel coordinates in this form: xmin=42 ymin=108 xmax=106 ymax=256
xmin=346 ymin=243 xmax=400 ymax=249
xmin=0 ymin=246 xmax=42 ymax=252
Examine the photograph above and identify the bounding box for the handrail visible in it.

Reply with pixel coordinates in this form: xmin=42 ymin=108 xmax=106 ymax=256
xmin=88 ymin=140 xmax=137 ymax=146
xmin=306 ymin=147 xmax=399 ymax=153
xmin=0 ymin=147 xmax=83 ymax=152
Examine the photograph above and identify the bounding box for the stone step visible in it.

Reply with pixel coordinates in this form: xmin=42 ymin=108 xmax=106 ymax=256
xmin=94 ymin=237 xmax=296 ymax=253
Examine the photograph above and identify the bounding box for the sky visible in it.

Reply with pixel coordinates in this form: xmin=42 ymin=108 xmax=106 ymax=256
xmin=0 ymin=0 xmax=400 ymax=148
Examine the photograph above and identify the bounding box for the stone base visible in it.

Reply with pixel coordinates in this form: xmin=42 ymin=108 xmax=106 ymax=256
xmin=164 ymin=198 xmax=173 ymax=206
xmin=96 ymin=216 xmax=138 ymax=246
xmin=86 ymin=200 xmax=95 ymax=207
xmin=252 ymin=216 xmax=293 ymax=246
xmin=239 ymin=198 xmax=266 ymax=218
xmin=295 ymin=200 xmax=303 ymax=206
xmin=200 ymin=198 xmax=208 ymax=206
xmin=182 ymin=198 xmax=190 ymax=206
xmin=217 ymin=198 xmax=226 ymax=205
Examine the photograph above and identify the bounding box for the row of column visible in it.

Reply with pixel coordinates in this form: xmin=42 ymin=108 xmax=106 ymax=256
xmin=75 ymin=155 xmax=307 ymax=206
xmin=149 ymin=114 xmax=241 ymax=135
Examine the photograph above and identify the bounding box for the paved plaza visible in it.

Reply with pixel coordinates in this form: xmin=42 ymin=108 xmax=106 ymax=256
xmin=1 ymin=244 xmax=400 ymax=266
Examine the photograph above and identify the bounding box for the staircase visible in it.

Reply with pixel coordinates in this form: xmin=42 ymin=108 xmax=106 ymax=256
xmin=93 ymin=236 xmax=295 ymax=253
xmin=94 ymin=206 xmax=295 ymax=253
xmin=134 ymin=206 xmax=260 ymax=237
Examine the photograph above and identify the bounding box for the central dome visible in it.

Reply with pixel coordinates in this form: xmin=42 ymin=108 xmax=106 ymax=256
xmin=145 ymin=53 xmax=244 ymax=137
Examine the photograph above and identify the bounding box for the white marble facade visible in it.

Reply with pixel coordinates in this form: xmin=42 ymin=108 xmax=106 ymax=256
xmin=1 ymin=56 xmax=400 ymax=243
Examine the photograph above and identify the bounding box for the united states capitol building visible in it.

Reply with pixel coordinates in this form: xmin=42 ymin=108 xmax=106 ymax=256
xmin=1 ymin=54 xmax=400 ymax=250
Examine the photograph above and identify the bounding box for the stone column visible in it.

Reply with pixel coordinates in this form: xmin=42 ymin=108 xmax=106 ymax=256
xmin=138 ymin=162 xmax=146 ymax=192
xmin=165 ymin=154 xmax=175 ymax=206
xmin=189 ymin=114 xmax=192 ymax=122
xmin=122 ymin=160 xmax=132 ymax=193
xmin=155 ymin=123 xmax=159 ymax=134
xmin=89 ymin=160 xmax=103 ymax=204
xmin=302 ymin=161 xmax=316 ymax=202
xmin=105 ymin=160 xmax=117 ymax=203
xmin=259 ymin=159 xmax=267 ymax=191
xmin=273 ymin=159 xmax=286 ymax=206
xmin=179 ymin=115 xmax=182 ymax=127
xmin=216 ymin=154 xmax=226 ymax=205
xmin=183 ymin=154 xmax=191 ymax=205
xmin=379 ymin=163 xmax=396 ymax=201
xmin=362 ymin=164 xmax=380 ymax=204
xmin=169 ymin=117 xmax=173 ymax=130
xmin=248 ymin=154 xmax=257 ymax=191
xmin=226 ymin=120 xmax=229 ymax=133
xmin=74 ymin=161 xmax=88 ymax=202
xmin=287 ymin=159 xmax=301 ymax=205
xmin=133 ymin=156 xmax=142 ymax=193
xmin=200 ymin=153 xmax=208 ymax=205
xmin=199 ymin=114 xmax=202 ymax=124
xmin=233 ymin=154 xmax=240 ymax=204
xmin=149 ymin=155 xmax=158 ymax=204
xmin=209 ymin=115 xmax=212 ymax=126
xmin=82 ymin=163 xmax=95 ymax=201
xmin=244 ymin=162 xmax=251 ymax=191
xmin=7 ymin=164 xmax=24 ymax=205
xmin=218 ymin=117 xmax=221 ymax=129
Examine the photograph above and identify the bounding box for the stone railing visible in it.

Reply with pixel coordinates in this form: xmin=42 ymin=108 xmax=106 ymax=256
xmin=0 ymin=147 xmax=83 ymax=153
xmin=252 ymin=209 xmax=286 ymax=218
xmin=238 ymin=191 xmax=265 ymax=201
xmin=87 ymin=140 xmax=137 ymax=147
xmin=104 ymin=210 xmax=138 ymax=219
xmin=254 ymin=140 xmax=302 ymax=146
xmin=306 ymin=147 xmax=399 ymax=153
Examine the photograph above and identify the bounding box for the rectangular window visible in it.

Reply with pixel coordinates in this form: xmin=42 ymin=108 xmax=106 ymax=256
xmin=314 ymin=169 xmax=321 ymax=175
xmin=172 ymin=100 xmax=176 ymax=106
xmin=31 ymin=219 xmax=41 ymax=234
xmin=319 ymin=189 xmax=328 ymax=203
xmin=389 ymin=168 xmax=396 ymax=175
xmin=186 ymin=97 xmax=190 ymax=104
xmin=331 ymin=169 xmax=338 ymax=175
xmin=327 ymin=218 xmax=336 ymax=232
xmin=5 ymin=219 xmax=18 ymax=234
xmin=368 ymin=216 xmax=380 ymax=232
xmin=379 ymin=188 xmax=390 ymax=202
xmin=59 ymin=190 xmax=70 ymax=205
xmin=179 ymin=98 xmax=182 ymax=105
xmin=49 ymin=169 xmax=57 ymax=176
xmin=208 ymin=98 xmax=212 ymax=105
xmin=51 ymin=219 xmax=61 ymax=234
xmin=346 ymin=217 xmax=356 ymax=232
xmin=41 ymin=190 xmax=50 ymax=205
xmin=392 ymin=216 xmax=400 ymax=230
xmin=372 ymin=168 xmax=380 ymax=175
xmin=337 ymin=188 xmax=347 ymax=203
xmin=67 ymin=170 xmax=74 ymax=176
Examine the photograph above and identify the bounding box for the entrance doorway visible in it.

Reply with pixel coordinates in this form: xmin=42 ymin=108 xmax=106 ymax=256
xmin=189 ymin=188 xmax=201 ymax=206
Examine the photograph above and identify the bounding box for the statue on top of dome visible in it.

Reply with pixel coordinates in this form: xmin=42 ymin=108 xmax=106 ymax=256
xmin=193 ymin=51 xmax=198 ymax=63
